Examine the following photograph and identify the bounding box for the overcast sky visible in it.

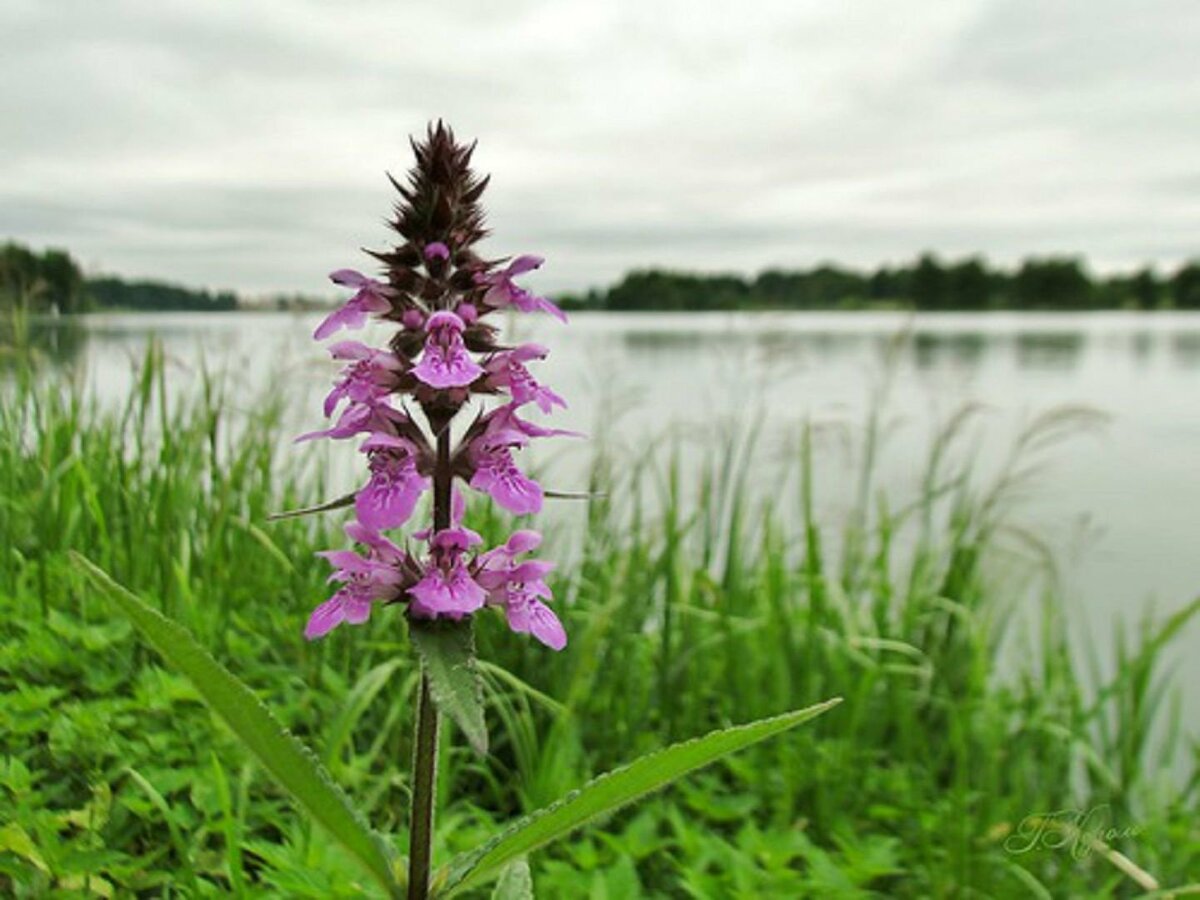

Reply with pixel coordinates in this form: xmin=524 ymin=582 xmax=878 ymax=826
xmin=2 ymin=0 xmax=1198 ymax=295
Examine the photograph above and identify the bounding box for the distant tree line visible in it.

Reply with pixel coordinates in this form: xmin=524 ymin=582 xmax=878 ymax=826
xmin=1 ymin=242 xmax=238 ymax=313
xmin=559 ymin=254 xmax=1200 ymax=312
xmin=7 ymin=240 xmax=1200 ymax=314
xmin=85 ymin=277 xmax=237 ymax=313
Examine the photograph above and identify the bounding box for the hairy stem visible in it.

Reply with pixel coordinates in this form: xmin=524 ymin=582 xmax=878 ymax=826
xmin=407 ymin=416 xmax=453 ymax=900
xmin=407 ymin=675 xmax=439 ymax=899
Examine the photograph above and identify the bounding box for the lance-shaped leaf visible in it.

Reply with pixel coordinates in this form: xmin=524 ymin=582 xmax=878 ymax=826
xmin=70 ymin=552 xmax=401 ymax=899
xmin=409 ymin=619 xmax=488 ymax=756
xmin=266 ymin=491 xmax=356 ymax=522
xmin=434 ymin=698 xmax=842 ymax=897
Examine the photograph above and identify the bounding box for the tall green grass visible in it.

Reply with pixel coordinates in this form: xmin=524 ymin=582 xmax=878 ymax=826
xmin=1 ymin=344 xmax=1197 ymax=897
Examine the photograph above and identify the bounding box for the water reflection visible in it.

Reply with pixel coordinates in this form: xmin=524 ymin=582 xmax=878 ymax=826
xmin=0 ymin=316 xmax=87 ymax=369
xmin=10 ymin=311 xmax=1200 ymax=389
xmin=1014 ymin=331 xmax=1086 ymax=370
xmin=1130 ymin=330 xmax=1156 ymax=366
xmin=912 ymin=332 xmax=987 ymax=369
xmin=617 ymin=327 xmax=884 ymax=374
xmin=617 ymin=324 xmax=1093 ymax=374
xmin=1170 ymin=332 xmax=1200 ymax=368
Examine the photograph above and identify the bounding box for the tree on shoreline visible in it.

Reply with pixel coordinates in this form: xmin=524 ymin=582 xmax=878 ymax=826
xmin=561 ymin=254 xmax=1200 ymax=312
xmin=1 ymin=242 xmax=85 ymax=313
xmin=1 ymin=241 xmax=236 ymax=313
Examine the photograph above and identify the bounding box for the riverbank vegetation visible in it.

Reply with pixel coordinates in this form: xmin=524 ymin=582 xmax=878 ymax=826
xmin=6 ymin=239 xmax=1200 ymax=316
xmin=1 ymin=347 xmax=1198 ymax=896
xmin=561 ymin=255 xmax=1200 ymax=313
xmin=1 ymin=242 xmax=236 ymax=314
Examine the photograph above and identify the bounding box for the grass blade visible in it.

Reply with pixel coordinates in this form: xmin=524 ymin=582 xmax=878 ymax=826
xmin=435 ymin=698 xmax=842 ymax=896
xmin=69 ymin=552 xmax=400 ymax=898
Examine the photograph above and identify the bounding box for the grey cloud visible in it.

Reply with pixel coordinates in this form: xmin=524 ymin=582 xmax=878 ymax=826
xmin=1 ymin=0 xmax=1197 ymax=294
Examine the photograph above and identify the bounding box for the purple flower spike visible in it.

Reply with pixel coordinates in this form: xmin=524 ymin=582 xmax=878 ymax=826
xmin=297 ymin=124 xmax=577 ymax=650
xmin=412 ymin=310 xmax=484 ymax=389
xmin=485 ymin=344 xmax=566 ymax=414
xmin=314 ymin=270 xmax=393 ymax=340
xmin=481 ymin=256 xmax=568 ymax=323
xmin=356 ymin=433 xmax=430 ymax=530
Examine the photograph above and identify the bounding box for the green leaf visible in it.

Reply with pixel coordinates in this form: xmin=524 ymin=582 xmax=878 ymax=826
xmin=0 ymin=822 xmax=49 ymax=874
xmin=410 ymin=620 xmax=488 ymax=756
xmin=490 ymin=858 xmax=533 ymax=900
xmin=69 ymin=552 xmax=400 ymax=898
xmin=436 ymin=700 xmax=840 ymax=897
xmin=435 ymin=698 xmax=841 ymax=896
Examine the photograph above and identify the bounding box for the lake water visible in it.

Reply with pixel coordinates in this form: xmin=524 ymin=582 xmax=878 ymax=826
xmin=21 ymin=309 xmax=1200 ymax=732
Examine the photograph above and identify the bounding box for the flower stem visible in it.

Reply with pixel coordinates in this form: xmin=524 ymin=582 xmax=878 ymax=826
xmin=406 ymin=674 xmax=439 ymax=900
xmin=407 ymin=414 xmax=453 ymax=900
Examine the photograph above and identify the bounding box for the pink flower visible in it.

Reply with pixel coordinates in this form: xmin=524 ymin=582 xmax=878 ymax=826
xmin=475 ymin=531 xmax=566 ymax=650
xmin=482 ymin=403 xmax=583 ymax=441
xmin=468 ymin=435 xmax=543 ymax=516
xmin=324 ymin=341 xmax=404 ymax=417
xmin=305 ymin=525 xmax=409 ymax=640
xmin=314 ymin=270 xmax=393 ymax=340
xmin=484 ymin=344 xmax=566 ymax=414
xmin=411 ymin=310 xmax=484 ymax=389
xmin=296 ymin=401 xmax=410 ymax=443
xmin=355 ymin=433 xmax=430 ymax=530
xmin=424 ymin=242 xmax=450 ymax=261
xmin=475 ymin=531 xmax=552 ymax=597
xmin=480 ymin=256 xmax=567 ymax=323
xmin=408 ymin=527 xmax=486 ymax=619
xmin=453 ymin=403 xmax=580 ymax=515
xmin=505 ymin=594 xmax=567 ymax=651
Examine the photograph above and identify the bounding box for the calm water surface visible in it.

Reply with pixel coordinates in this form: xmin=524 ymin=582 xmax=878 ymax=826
xmin=31 ymin=310 xmax=1200 ymax=730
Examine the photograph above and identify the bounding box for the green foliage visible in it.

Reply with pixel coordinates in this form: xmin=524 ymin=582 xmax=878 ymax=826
xmin=1172 ymin=262 xmax=1200 ymax=309
xmin=1 ymin=349 xmax=1197 ymax=896
xmin=86 ymin=275 xmax=238 ymax=312
xmin=438 ymin=700 xmax=840 ymax=896
xmin=69 ymin=553 xmax=400 ymax=898
xmin=0 ymin=240 xmax=238 ymax=314
xmin=410 ymin=621 xmax=489 ymax=756
xmin=1 ymin=241 xmax=84 ymax=314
